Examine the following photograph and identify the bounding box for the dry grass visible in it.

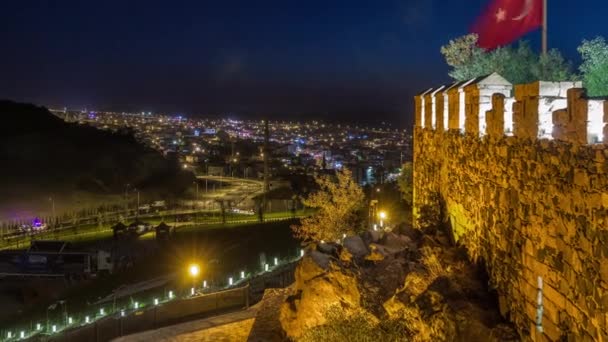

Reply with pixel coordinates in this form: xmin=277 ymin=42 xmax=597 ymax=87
xmin=297 ymin=306 xmax=410 ymax=342
xmin=402 ymin=246 xmax=448 ymax=299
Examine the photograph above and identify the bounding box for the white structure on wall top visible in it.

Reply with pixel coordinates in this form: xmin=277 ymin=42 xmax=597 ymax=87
xmin=465 ymin=73 xmax=512 ymax=136
xmin=416 ymin=73 xmax=606 ymax=145
xmin=533 ymin=81 xmax=582 ymax=139
xmin=430 ymin=86 xmax=445 ymax=130
xmin=419 ymin=88 xmax=433 ymax=129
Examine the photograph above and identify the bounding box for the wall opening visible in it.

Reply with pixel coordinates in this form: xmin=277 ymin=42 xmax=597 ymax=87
xmin=504 ymin=98 xmax=515 ymax=135
xmin=588 ymin=100 xmax=605 ymax=143
xmin=430 ymin=86 xmax=444 ymax=130
xmin=420 ymin=96 xmax=426 ymax=128
xmin=479 ymin=96 xmax=492 ymax=137
xmin=538 ymin=98 xmax=567 ymax=139
xmin=431 ymin=95 xmax=437 ymax=129
xmin=443 ymin=92 xmax=449 ymax=131
xmin=459 ymin=90 xmax=466 ymax=133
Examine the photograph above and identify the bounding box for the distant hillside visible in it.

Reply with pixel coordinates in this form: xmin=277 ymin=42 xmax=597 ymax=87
xmin=0 ymin=100 xmax=193 ymax=195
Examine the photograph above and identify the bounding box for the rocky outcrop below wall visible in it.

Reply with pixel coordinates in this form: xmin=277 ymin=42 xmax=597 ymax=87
xmin=413 ymin=77 xmax=608 ymax=341
xmin=274 ymin=229 xmax=518 ymax=341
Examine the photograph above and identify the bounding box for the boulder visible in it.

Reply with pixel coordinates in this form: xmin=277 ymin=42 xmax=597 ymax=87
xmin=279 ymin=230 xmax=519 ymax=341
xmin=343 ymin=236 xmax=368 ymax=258
xmin=317 ymin=242 xmax=338 ymax=256
xmin=280 ymin=254 xmax=361 ymax=338
xmin=362 ymin=230 xmax=382 ymax=246
xmin=309 ymin=250 xmax=331 ymax=270
xmin=380 ymin=232 xmax=414 ymax=253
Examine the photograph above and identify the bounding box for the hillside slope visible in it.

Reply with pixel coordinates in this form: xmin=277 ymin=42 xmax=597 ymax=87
xmin=0 ymin=100 xmax=193 ymax=219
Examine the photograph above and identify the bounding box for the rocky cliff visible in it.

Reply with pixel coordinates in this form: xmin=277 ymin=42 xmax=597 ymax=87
xmin=273 ymin=227 xmax=519 ymax=341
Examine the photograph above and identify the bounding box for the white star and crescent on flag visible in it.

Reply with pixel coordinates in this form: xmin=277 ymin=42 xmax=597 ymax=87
xmin=473 ymin=0 xmax=543 ymax=49
xmin=495 ymin=8 xmax=507 ymax=22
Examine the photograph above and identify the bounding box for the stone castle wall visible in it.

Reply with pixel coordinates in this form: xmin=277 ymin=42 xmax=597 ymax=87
xmin=413 ymin=76 xmax=608 ymax=341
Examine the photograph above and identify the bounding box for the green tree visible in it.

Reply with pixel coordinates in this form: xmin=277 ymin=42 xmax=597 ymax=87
xmin=292 ymin=169 xmax=365 ymax=243
xmin=397 ymin=162 xmax=413 ymax=207
xmin=441 ymin=34 xmax=577 ymax=84
xmin=578 ymin=37 xmax=608 ymax=97
xmin=534 ymin=49 xmax=578 ymax=81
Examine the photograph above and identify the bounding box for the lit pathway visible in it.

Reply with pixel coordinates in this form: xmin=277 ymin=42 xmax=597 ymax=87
xmin=112 ymin=306 xmax=258 ymax=342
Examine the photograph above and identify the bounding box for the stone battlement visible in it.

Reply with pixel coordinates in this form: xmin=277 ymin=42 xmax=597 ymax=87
xmin=415 ymin=73 xmax=606 ymax=144
xmin=413 ymin=74 xmax=608 ymax=341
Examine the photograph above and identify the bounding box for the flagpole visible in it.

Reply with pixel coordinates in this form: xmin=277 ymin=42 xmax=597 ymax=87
xmin=542 ymin=0 xmax=547 ymax=55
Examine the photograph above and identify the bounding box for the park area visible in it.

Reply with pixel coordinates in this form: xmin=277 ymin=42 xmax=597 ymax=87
xmin=0 ymin=216 xmax=305 ymax=337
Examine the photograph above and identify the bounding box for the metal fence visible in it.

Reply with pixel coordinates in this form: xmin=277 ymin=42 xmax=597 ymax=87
xmin=39 ymin=286 xmax=248 ymax=342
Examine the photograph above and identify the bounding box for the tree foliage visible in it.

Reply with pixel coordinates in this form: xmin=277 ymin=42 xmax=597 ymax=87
xmin=578 ymin=37 xmax=608 ymax=97
xmin=441 ymin=34 xmax=577 ymax=84
xmin=292 ymin=169 xmax=365 ymax=243
xmin=397 ymin=162 xmax=413 ymax=207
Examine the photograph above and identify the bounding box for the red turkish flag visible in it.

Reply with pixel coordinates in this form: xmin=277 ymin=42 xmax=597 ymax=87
xmin=472 ymin=0 xmax=543 ymax=49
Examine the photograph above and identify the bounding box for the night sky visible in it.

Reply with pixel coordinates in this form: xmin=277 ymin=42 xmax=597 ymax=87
xmin=1 ymin=0 xmax=606 ymax=127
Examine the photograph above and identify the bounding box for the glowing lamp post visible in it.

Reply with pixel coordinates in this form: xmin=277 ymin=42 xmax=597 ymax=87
xmin=379 ymin=211 xmax=387 ymax=228
xmin=188 ymin=264 xmax=200 ymax=278
xmin=188 ymin=263 xmax=201 ymax=294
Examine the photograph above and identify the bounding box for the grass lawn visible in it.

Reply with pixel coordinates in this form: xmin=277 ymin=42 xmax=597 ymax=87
xmin=0 ymin=209 xmax=313 ymax=250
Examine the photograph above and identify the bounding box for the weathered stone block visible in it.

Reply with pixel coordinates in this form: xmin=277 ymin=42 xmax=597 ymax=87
xmin=542 ymin=315 xmax=563 ymax=341
xmin=514 ymin=84 xmax=527 ymax=100
xmin=486 ymin=93 xmax=506 ymax=139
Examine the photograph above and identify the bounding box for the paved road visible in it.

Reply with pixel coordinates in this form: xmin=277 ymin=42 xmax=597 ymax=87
xmin=112 ymin=306 xmax=258 ymax=342
xmin=195 ymin=176 xmax=264 ymax=207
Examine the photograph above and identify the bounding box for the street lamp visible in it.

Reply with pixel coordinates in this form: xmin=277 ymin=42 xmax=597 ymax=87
xmin=188 ymin=263 xmax=200 ymax=293
xmin=379 ymin=211 xmax=387 ymax=228
xmin=188 ymin=263 xmax=200 ymax=278
xmin=49 ymin=197 xmax=56 ymax=225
